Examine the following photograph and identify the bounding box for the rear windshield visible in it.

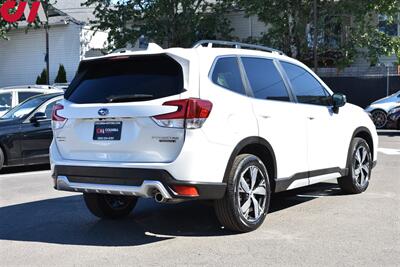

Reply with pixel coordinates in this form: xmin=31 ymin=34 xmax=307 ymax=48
xmin=66 ymin=54 xmax=184 ymax=104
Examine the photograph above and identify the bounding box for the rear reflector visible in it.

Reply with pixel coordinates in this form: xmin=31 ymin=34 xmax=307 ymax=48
xmin=172 ymin=185 xmax=199 ymax=197
xmin=152 ymin=98 xmax=212 ymax=129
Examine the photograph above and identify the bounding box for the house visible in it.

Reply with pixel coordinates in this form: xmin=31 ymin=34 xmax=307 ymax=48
xmin=0 ymin=0 xmax=108 ymax=87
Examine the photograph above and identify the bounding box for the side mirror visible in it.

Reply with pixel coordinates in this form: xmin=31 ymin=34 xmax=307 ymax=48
xmin=332 ymin=93 xmax=347 ymax=114
xmin=30 ymin=112 xmax=47 ymax=123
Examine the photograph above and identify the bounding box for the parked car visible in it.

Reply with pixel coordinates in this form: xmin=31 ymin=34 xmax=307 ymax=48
xmin=0 ymin=93 xmax=63 ymax=171
xmin=386 ymin=106 xmax=400 ymax=130
xmin=365 ymin=90 xmax=400 ymax=129
xmin=0 ymin=85 xmax=62 ymax=117
xmin=51 ymin=40 xmax=378 ymax=232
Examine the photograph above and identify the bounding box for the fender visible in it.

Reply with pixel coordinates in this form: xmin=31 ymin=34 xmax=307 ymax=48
xmin=346 ymin=126 xmax=375 ymax=169
xmin=223 ymin=136 xmax=277 ymax=183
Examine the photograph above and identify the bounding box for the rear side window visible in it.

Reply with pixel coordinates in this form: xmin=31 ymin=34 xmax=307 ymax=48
xmin=18 ymin=92 xmax=42 ymax=103
xmin=281 ymin=62 xmax=331 ymax=106
xmin=211 ymin=57 xmax=246 ymax=95
xmin=0 ymin=92 xmax=12 ymax=110
xmin=242 ymin=57 xmax=290 ymax=102
xmin=66 ymin=55 xmax=184 ymax=104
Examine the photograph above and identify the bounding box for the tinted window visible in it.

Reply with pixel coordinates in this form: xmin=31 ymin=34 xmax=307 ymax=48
xmin=211 ymin=57 xmax=246 ymax=95
xmin=242 ymin=57 xmax=290 ymax=102
xmin=66 ymin=55 xmax=184 ymax=104
xmin=0 ymin=93 xmax=12 ymax=111
xmin=18 ymin=92 xmax=41 ymax=103
xmin=281 ymin=62 xmax=330 ymax=106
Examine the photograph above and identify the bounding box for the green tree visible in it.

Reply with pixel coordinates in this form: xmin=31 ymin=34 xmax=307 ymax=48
xmin=36 ymin=69 xmax=48 ymax=85
xmin=236 ymin=0 xmax=400 ymax=68
xmin=82 ymin=0 xmax=233 ymax=49
xmin=54 ymin=64 xmax=67 ymax=83
xmin=35 ymin=75 xmax=41 ymax=85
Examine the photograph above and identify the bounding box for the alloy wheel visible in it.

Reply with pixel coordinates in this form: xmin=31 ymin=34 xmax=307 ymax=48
xmin=353 ymin=146 xmax=371 ymax=187
xmin=371 ymin=110 xmax=387 ymax=129
xmin=236 ymin=165 xmax=267 ymax=222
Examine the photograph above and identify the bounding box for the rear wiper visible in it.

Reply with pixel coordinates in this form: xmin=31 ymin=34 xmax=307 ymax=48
xmin=107 ymin=94 xmax=154 ymax=103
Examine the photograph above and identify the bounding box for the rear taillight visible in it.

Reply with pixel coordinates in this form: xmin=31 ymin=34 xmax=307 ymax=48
xmin=152 ymin=98 xmax=213 ymax=129
xmin=51 ymin=104 xmax=67 ymax=130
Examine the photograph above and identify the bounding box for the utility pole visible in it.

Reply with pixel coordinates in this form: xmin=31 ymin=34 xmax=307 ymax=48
xmin=44 ymin=2 xmax=49 ymax=85
xmin=386 ymin=64 xmax=390 ymax=96
xmin=45 ymin=24 xmax=49 ymax=85
xmin=313 ymin=0 xmax=318 ymax=74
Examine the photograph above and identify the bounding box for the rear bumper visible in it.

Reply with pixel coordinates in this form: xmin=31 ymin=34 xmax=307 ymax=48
xmin=52 ymin=165 xmax=226 ymax=200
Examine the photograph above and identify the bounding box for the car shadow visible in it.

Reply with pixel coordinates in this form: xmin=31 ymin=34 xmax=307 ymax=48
xmin=377 ymin=130 xmax=400 ymax=137
xmin=0 ymin=164 xmax=50 ymax=175
xmin=0 ymin=182 xmax=342 ymax=247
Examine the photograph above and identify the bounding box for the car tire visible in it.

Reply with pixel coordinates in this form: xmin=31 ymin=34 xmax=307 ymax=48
xmin=0 ymin=147 xmax=4 ymax=171
xmin=371 ymin=109 xmax=387 ymax=129
xmin=215 ymin=154 xmax=271 ymax=232
xmin=83 ymin=193 xmax=137 ymax=219
xmin=338 ymin=138 xmax=372 ymax=194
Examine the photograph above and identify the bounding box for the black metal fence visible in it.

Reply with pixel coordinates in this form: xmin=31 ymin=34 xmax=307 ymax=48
xmin=322 ymin=76 xmax=400 ymax=108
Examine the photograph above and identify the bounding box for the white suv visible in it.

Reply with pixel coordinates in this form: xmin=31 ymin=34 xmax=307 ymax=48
xmin=50 ymin=40 xmax=378 ymax=232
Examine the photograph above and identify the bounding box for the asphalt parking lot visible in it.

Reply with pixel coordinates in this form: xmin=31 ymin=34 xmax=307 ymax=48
xmin=0 ymin=131 xmax=399 ymax=266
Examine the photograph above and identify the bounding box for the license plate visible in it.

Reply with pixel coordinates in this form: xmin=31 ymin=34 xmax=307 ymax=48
xmin=93 ymin=121 xmax=122 ymax=141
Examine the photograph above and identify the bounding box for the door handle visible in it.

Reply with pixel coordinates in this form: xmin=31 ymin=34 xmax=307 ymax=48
xmin=261 ymin=115 xmax=271 ymax=119
xmin=308 ymin=117 xmax=315 ymax=120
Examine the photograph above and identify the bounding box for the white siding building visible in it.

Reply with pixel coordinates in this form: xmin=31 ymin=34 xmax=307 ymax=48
xmin=0 ymin=23 xmax=81 ymax=87
xmin=225 ymin=10 xmax=268 ymax=40
xmin=0 ymin=0 xmax=107 ymax=87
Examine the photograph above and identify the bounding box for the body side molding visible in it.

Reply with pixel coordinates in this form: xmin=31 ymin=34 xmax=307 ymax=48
xmin=274 ymin=167 xmax=348 ymax=192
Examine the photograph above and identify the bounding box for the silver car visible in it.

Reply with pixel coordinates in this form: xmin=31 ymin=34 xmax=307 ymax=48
xmin=365 ymin=91 xmax=400 ymax=128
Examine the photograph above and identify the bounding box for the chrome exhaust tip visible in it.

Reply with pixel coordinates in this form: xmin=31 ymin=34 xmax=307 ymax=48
xmin=154 ymin=192 xmax=166 ymax=203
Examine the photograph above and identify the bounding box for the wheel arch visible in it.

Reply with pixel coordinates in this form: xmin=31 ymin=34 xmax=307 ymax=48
xmin=370 ymin=108 xmax=387 ymax=115
xmin=348 ymin=127 xmax=375 ymax=165
xmin=223 ymin=137 xmax=277 ymax=192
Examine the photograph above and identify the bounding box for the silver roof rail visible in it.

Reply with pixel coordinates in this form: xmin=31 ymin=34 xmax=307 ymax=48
xmin=193 ymin=40 xmax=285 ymax=55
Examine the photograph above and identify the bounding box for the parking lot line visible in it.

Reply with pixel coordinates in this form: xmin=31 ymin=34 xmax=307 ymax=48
xmin=378 ymin=148 xmax=400 ymax=155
